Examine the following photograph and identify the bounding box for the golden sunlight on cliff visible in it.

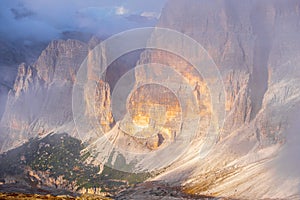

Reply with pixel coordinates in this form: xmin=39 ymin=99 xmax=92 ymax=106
xmin=137 ymin=50 xmax=212 ymax=118
xmin=125 ymin=84 xmax=181 ymax=149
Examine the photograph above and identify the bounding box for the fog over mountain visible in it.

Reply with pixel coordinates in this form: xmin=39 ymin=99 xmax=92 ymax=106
xmin=0 ymin=0 xmax=166 ymax=123
xmin=0 ymin=0 xmax=300 ymax=199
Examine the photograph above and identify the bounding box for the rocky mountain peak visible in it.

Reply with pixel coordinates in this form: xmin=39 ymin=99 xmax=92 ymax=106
xmin=34 ymin=39 xmax=88 ymax=84
xmin=13 ymin=63 xmax=37 ymax=98
xmin=0 ymin=0 xmax=300 ymax=198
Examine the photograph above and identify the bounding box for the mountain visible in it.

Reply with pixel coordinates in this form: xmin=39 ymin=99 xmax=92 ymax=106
xmin=0 ymin=39 xmax=47 ymax=120
xmin=0 ymin=0 xmax=300 ymax=199
xmin=0 ymin=37 xmax=146 ymax=153
xmin=143 ymin=0 xmax=300 ymax=199
xmin=0 ymin=39 xmax=89 ymax=152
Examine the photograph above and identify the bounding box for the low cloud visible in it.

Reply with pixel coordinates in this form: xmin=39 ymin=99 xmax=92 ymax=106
xmin=0 ymin=0 xmax=167 ymax=43
xmin=115 ymin=6 xmax=129 ymax=15
xmin=10 ymin=5 xmax=34 ymax=20
xmin=140 ymin=11 xmax=160 ymax=19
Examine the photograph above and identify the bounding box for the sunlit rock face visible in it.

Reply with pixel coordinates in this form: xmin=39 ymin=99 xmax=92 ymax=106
xmin=94 ymin=80 xmax=114 ymax=133
xmin=122 ymin=84 xmax=181 ymax=150
xmin=0 ymin=0 xmax=299 ymax=198
xmin=129 ymin=84 xmax=180 ymax=129
xmin=136 ymin=50 xmax=212 ymax=140
xmin=131 ymin=0 xmax=300 ymax=199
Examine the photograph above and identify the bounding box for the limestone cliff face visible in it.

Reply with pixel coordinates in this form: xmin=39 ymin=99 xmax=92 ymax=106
xmin=0 ymin=0 xmax=299 ymax=198
xmin=0 ymin=40 xmax=47 ymax=120
xmin=135 ymin=50 xmax=212 ymax=143
xmin=0 ymin=39 xmax=113 ymax=152
xmin=126 ymin=84 xmax=181 ymax=149
xmin=154 ymin=0 xmax=256 ymax=137
xmin=34 ymin=40 xmax=86 ymax=84
xmin=140 ymin=0 xmax=300 ymax=199
xmin=94 ymin=80 xmax=114 ymax=133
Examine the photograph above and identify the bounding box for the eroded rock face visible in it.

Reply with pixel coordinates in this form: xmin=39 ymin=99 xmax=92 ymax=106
xmin=0 ymin=40 xmax=85 ymax=152
xmin=0 ymin=0 xmax=300 ymax=198
xmin=145 ymin=0 xmax=300 ymax=199
xmin=0 ymin=39 xmax=114 ymax=152
xmin=135 ymin=49 xmax=213 ymax=141
xmin=0 ymin=40 xmax=47 ymax=120
xmin=125 ymin=84 xmax=181 ymax=149
xmin=94 ymin=80 xmax=114 ymax=133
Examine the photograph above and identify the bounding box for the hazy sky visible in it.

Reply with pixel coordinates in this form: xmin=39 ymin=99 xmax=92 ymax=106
xmin=0 ymin=0 xmax=167 ymax=42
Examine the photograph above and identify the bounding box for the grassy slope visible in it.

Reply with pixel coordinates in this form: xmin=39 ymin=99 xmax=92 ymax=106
xmin=0 ymin=133 xmax=150 ymax=194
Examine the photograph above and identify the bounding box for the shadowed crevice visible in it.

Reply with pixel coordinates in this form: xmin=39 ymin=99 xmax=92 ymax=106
xmin=249 ymin=1 xmax=272 ymax=120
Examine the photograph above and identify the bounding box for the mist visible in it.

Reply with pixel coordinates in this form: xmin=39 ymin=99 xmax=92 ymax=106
xmin=0 ymin=0 xmax=166 ymax=43
xmin=274 ymin=104 xmax=300 ymax=190
xmin=0 ymin=0 xmax=167 ymax=130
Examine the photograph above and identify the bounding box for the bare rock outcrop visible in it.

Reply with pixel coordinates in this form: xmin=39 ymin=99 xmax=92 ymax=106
xmin=140 ymin=0 xmax=300 ymax=199
xmin=0 ymin=39 xmax=114 ymax=152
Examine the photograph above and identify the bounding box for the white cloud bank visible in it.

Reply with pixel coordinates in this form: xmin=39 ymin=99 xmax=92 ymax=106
xmin=0 ymin=0 xmax=167 ymax=42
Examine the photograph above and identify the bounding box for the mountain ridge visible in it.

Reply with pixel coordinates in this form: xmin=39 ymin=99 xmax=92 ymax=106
xmin=0 ymin=0 xmax=299 ymax=199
